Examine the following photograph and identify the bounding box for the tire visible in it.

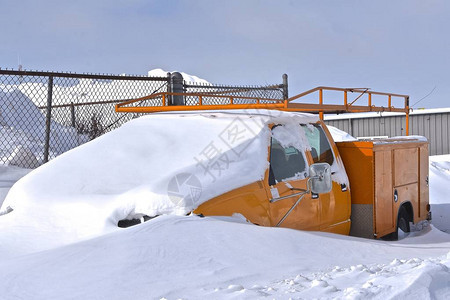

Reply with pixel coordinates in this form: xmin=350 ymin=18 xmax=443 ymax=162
xmin=118 ymin=215 xmax=154 ymax=228
xmin=397 ymin=206 xmax=410 ymax=233
xmin=381 ymin=206 xmax=411 ymax=241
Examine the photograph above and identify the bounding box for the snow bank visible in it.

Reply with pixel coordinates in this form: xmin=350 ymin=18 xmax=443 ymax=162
xmin=0 ymin=110 xmax=319 ymax=256
xmin=0 ymin=165 xmax=31 ymax=208
xmin=0 ymin=164 xmax=31 ymax=182
xmin=430 ymin=154 xmax=450 ymax=232
xmin=0 ymin=215 xmax=448 ymax=299
xmin=324 ymin=108 xmax=450 ymax=120
xmin=0 ymin=88 xmax=86 ymax=166
xmin=430 ymin=155 xmax=450 ymax=205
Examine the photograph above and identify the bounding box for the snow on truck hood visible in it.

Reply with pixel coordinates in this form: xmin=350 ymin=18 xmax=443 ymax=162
xmin=0 ymin=110 xmax=323 ymax=254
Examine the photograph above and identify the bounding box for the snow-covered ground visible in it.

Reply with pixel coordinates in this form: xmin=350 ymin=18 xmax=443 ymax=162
xmin=0 ymin=165 xmax=31 ymax=209
xmin=0 ymin=214 xmax=448 ymax=300
xmin=0 ymin=115 xmax=449 ymax=299
xmin=429 ymin=155 xmax=450 ymax=233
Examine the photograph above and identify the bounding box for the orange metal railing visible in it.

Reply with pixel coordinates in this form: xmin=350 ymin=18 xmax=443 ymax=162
xmin=283 ymin=86 xmax=410 ymax=135
xmin=115 ymin=92 xmax=286 ymax=112
xmin=115 ymin=87 xmax=411 ymax=135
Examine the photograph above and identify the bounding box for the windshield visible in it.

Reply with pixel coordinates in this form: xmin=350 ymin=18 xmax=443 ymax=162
xmin=301 ymin=124 xmax=334 ymax=166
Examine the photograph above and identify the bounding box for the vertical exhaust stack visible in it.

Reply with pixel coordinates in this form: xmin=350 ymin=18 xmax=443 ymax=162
xmin=170 ymin=72 xmax=184 ymax=106
xmin=282 ymin=74 xmax=288 ymax=100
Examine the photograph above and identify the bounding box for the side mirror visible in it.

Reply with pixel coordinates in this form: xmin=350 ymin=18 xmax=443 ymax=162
xmin=309 ymin=163 xmax=332 ymax=194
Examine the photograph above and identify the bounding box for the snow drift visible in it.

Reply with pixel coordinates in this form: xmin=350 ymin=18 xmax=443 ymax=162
xmin=0 ymin=214 xmax=449 ymax=299
xmin=429 ymin=155 xmax=450 ymax=232
xmin=0 ymin=110 xmax=321 ymax=256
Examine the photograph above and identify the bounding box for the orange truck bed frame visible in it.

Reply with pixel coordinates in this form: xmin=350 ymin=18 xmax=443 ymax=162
xmin=115 ymin=86 xmax=411 ymax=135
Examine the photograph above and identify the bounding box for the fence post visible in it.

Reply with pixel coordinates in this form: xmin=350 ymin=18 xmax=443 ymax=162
xmin=43 ymin=76 xmax=53 ymax=163
xmin=282 ymin=74 xmax=288 ymax=100
xmin=70 ymin=102 xmax=76 ymax=127
xmin=167 ymin=72 xmax=171 ymax=106
xmin=170 ymin=72 xmax=184 ymax=105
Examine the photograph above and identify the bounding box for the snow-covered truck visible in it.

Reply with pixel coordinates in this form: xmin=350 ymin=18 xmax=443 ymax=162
xmin=113 ymin=86 xmax=431 ymax=240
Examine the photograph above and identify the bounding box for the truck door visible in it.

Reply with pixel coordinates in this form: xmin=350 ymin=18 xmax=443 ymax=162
xmin=267 ymin=125 xmax=320 ymax=231
xmin=302 ymin=124 xmax=350 ymax=233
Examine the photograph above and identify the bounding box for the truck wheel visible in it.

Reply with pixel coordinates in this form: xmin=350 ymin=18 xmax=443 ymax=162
xmin=118 ymin=215 xmax=154 ymax=228
xmin=397 ymin=206 xmax=410 ymax=234
xmin=381 ymin=206 xmax=410 ymax=241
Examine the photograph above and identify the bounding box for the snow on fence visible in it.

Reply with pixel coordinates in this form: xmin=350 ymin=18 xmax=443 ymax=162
xmin=0 ymin=69 xmax=286 ymax=169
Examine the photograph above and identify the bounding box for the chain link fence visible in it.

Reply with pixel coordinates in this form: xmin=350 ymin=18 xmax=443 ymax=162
xmin=0 ymin=70 xmax=169 ymax=168
xmin=183 ymin=82 xmax=285 ymax=106
xmin=0 ymin=69 xmax=286 ymax=169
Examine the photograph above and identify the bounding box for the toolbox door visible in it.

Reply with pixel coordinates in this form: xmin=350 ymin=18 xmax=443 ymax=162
xmin=419 ymin=145 xmax=429 ymax=219
xmin=374 ymin=150 xmax=395 ymax=237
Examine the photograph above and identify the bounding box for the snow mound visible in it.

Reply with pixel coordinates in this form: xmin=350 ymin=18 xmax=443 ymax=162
xmin=6 ymin=145 xmax=40 ymax=169
xmin=430 ymin=154 xmax=450 ymax=233
xmin=0 ymin=88 xmax=85 ymax=165
xmin=0 ymin=110 xmax=318 ymax=256
xmin=430 ymin=154 xmax=450 ymax=205
xmin=0 ymin=165 xmax=32 ymax=208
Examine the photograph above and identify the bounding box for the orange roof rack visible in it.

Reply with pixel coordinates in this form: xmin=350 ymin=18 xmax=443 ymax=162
xmin=115 ymin=86 xmax=411 ymax=134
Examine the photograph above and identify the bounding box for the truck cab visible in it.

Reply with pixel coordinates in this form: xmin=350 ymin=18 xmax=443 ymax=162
xmin=194 ymin=120 xmax=352 ymax=236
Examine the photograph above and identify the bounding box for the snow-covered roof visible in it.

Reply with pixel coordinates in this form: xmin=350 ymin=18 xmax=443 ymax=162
xmin=324 ymin=107 xmax=450 ymax=121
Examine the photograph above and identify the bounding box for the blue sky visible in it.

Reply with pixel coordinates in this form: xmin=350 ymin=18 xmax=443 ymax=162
xmin=1 ymin=0 xmax=450 ymax=108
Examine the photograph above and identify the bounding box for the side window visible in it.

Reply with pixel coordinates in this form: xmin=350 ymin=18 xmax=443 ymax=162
xmin=301 ymin=124 xmax=335 ymax=166
xmin=269 ymin=137 xmax=307 ymax=185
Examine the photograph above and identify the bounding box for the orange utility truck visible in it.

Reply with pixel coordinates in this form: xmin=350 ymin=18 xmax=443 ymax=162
xmin=115 ymin=86 xmax=431 ymax=240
